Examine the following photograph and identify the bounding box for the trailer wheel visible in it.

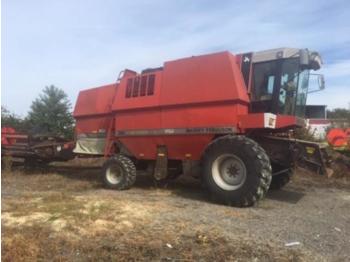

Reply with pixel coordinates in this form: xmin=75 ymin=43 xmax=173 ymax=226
xmin=202 ymin=135 xmax=272 ymax=207
xmin=102 ymin=155 xmax=136 ymax=190
xmin=270 ymin=169 xmax=293 ymax=190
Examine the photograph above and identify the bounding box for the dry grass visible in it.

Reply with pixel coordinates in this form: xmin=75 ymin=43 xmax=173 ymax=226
xmin=2 ymin=155 xmax=13 ymax=173
xmin=2 ymin=166 xmax=338 ymax=261
xmin=2 ymin=224 xmax=310 ymax=262
xmin=329 ymin=152 xmax=350 ymax=178
xmin=292 ymin=167 xmax=350 ymax=190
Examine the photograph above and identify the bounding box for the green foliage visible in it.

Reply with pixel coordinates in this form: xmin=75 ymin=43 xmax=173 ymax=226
xmin=27 ymin=85 xmax=74 ymax=139
xmin=294 ymin=126 xmax=322 ymax=142
xmin=327 ymin=108 xmax=350 ymax=121
xmin=327 ymin=108 xmax=350 ymax=128
xmin=1 ymin=106 xmax=29 ymax=132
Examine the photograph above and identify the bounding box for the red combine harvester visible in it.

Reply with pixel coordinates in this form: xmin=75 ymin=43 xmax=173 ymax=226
xmin=72 ymin=47 xmax=327 ymax=206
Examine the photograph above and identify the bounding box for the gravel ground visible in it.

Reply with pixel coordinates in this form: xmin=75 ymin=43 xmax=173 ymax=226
xmin=1 ymin=165 xmax=350 ymax=261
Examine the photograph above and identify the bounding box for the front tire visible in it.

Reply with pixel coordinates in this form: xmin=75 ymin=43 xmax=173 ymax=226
xmin=202 ymin=135 xmax=272 ymax=207
xmin=102 ymin=155 xmax=136 ymax=190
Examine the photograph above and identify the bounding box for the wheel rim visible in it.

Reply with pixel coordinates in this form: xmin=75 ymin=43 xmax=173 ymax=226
xmin=212 ymin=154 xmax=247 ymax=190
xmin=106 ymin=164 xmax=123 ymax=185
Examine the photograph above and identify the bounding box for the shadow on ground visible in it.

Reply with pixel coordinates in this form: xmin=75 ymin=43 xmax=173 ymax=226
xmin=266 ymin=189 xmax=305 ymax=204
xmin=13 ymin=164 xmax=307 ymax=205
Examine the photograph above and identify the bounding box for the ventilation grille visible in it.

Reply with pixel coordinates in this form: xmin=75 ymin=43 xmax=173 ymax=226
xmin=125 ymin=74 xmax=156 ymax=98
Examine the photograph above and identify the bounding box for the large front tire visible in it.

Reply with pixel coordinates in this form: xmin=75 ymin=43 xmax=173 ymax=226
xmin=102 ymin=155 xmax=136 ymax=190
xmin=202 ymin=135 xmax=272 ymax=207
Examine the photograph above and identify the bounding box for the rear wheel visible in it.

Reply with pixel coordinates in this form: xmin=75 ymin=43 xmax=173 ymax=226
xmin=202 ymin=135 xmax=272 ymax=207
xmin=102 ymin=155 xmax=136 ymax=190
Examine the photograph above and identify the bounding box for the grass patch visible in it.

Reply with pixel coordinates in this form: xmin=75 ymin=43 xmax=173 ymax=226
xmin=2 ymin=224 xmax=312 ymax=262
xmin=39 ymin=193 xmax=87 ymax=221
xmin=85 ymin=202 xmax=110 ymax=221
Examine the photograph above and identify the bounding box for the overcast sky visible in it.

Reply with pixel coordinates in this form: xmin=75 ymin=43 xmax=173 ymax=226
xmin=2 ymin=0 xmax=350 ymax=116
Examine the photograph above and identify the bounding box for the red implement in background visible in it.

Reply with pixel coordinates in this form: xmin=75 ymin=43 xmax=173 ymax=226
xmin=1 ymin=127 xmax=75 ymax=164
xmin=327 ymin=128 xmax=349 ymax=148
xmin=1 ymin=127 xmax=18 ymax=145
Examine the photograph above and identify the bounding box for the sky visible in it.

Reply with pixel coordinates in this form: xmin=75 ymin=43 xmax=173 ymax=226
xmin=2 ymin=0 xmax=350 ymax=116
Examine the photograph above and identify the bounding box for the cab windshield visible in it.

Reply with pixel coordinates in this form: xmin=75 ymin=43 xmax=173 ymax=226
xmin=252 ymin=58 xmax=310 ymax=117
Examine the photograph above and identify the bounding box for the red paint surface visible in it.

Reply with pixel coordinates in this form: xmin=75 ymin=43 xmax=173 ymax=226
xmin=238 ymin=113 xmax=266 ymax=129
xmin=276 ymin=115 xmax=305 ymax=129
xmin=345 ymin=128 xmax=350 ymax=137
xmin=1 ymin=127 xmax=16 ymax=146
xmin=74 ymin=84 xmax=117 ymax=118
xmin=73 ymin=51 xmax=305 ymax=159
xmin=75 ymin=116 xmax=112 ymax=136
xmin=327 ymin=128 xmax=348 ymax=147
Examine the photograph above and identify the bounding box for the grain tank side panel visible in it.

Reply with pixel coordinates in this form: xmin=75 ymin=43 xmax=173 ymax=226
xmin=73 ymin=84 xmax=117 ymax=118
xmin=115 ymin=110 xmax=161 ymax=131
xmin=160 ymin=51 xmax=249 ymax=106
xmin=110 ymin=52 xmax=250 ymax=160
xmin=161 ymin=102 xmax=248 ymax=129
xmin=75 ymin=116 xmax=112 ymax=137
xmin=160 ymin=52 xmax=249 ymax=129
xmin=74 ymin=83 xmax=117 ymax=137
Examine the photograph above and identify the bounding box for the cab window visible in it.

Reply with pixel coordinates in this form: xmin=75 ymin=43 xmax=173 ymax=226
xmin=252 ymin=61 xmax=278 ymax=101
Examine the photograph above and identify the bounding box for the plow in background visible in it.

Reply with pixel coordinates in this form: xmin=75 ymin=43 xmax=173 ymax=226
xmin=1 ymin=127 xmax=75 ymax=166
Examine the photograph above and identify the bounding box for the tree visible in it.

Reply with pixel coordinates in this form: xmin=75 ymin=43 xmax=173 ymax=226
xmin=327 ymin=108 xmax=350 ymax=121
xmin=27 ymin=85 xmax=74 ymax=139
xmin=1 ymin=106 xmax=29 ymax=131
xmin=326 ymin=108 xmax=350 ymax=128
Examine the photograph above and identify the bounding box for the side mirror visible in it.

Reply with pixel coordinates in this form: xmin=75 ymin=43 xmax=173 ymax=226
xmin=299 ymin=49 xmax=322 ymax=70
xmin=299 ymin=49 xmax=309 ymax=68
xmin=308 ymin=74 xmax=325 ymax=94
xmin=318 ymin=74 xmax=325 ymax=90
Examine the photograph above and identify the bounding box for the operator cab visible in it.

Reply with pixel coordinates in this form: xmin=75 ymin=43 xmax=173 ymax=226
xmin=240 ymin=48 xmax=324 ymax=118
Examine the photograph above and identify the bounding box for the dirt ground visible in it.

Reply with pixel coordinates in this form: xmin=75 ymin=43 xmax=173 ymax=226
xmin=1 ymin=163 xmax=350 ymax=261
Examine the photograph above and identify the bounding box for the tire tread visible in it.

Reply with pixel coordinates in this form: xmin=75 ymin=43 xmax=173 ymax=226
xmin=102 ymin=154 xmax=136 ymax=190
xmin=202 ymin=135 xmax=272 ymax=207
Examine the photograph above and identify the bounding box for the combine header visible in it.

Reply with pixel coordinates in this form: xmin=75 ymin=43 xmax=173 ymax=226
xmin=1 ymin=127 xmax=74 ymax=166
xmin=72 ymin=47 xmax=326 ymax=206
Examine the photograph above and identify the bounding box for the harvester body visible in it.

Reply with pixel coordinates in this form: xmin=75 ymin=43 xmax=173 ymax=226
xmin=74 ymin=49 xmax=322 ymax=163
xmin=74 ymin=52 xmax=251 ymax=160
xmin=2 ymin=47 xmax=324 ymax=207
